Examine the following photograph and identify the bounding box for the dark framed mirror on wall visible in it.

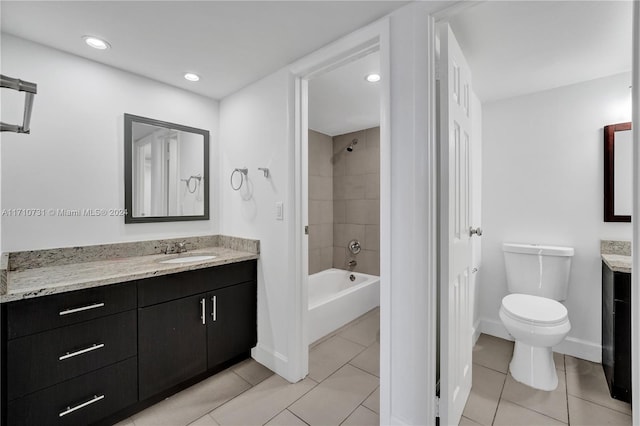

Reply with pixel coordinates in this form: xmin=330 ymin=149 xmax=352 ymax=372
xmin=604 ymin=122 xmax=632 ymax=222
xmin=124 ymin=114 xmax=210 ymax=224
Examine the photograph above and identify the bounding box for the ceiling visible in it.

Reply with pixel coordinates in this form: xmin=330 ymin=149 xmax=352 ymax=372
xmin=309 ymin=51 xmax=380 ymax=136
xmin=448 ymin=0 xmax=633 ymax=102
xmin=0 ymin=1 xmax=407 ymax=100
xmin=0 ymin=0 xmax=634 ymax=132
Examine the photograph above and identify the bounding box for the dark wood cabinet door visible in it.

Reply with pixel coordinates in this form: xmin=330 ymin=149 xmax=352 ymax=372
xmin=7 ymin=357 xmax=137 ymax=426
xmin=138 ymin=294 xmax=207 ymax=400
xmin=7 ymin=310 xmax=136 ymax=400
xmin=207 ymin=281 xmax=257 ymax=368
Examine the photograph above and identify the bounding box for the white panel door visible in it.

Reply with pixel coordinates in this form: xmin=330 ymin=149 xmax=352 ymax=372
xmin=439 ymin=23 xmax=473 ymax=426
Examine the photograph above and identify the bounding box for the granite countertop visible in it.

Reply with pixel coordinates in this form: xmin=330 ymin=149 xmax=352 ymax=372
xmin=601 ymin=253 xmax=632 ymax=274
xmin=0 ymin=235 xmax=259 ymax=303
xmin=601 ymin=239 xmax=632 ymax=274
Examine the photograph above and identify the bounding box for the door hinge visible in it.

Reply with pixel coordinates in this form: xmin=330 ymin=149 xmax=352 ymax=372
xmin=435 ymin=396 xmax=440 ymax=417
xmin=304 ymin=225 xmax=309 ymax=235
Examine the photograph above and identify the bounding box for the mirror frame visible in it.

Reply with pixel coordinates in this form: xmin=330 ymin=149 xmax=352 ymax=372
xmin=124 ymin=113 xmax=210 ymax=224
xmin=604 ymin=121 xmax=632 ymax=222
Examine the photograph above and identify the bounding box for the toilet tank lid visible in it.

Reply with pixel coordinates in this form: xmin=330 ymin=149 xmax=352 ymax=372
xmin=503 ymin=243 xmax=574 ymax=257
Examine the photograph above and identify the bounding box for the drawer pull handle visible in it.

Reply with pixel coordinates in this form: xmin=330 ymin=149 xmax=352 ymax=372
xmin=201 ymin=298 xmax=206 ymax=325
xmin=59 ymin=394 xmax=105 ymax=417
xmin=59 ymin=302 xmax=105 ymax=316
xmin=59 ymin=343 xmax=105 ymax=361
xmin=212 ymin=296 xmax=217 ymax=321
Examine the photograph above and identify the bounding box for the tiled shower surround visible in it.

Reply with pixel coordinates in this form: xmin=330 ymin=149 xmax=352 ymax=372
xmin=308 ymin=127 xmax=380 ymax=275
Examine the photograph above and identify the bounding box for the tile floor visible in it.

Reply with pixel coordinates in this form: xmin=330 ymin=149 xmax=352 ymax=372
xmin=461 ymin=334 xmax=632 ymax=426
xmin=116 ymin=308 xmax=380 ymax=426
xmin=116 ymin=317 xmax=628 ymax=426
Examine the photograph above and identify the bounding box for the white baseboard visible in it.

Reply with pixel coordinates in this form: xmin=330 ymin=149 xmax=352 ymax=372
xmin=479 ymin=318 xmax=601 ymax=362
xmin=471 ymin=319 xmax=482 ymax=346
xmin=251 ymin=343 xmax=293 ymax=381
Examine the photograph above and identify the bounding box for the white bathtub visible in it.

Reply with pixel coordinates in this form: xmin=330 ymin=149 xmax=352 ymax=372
xmin=308 ymin=268 xmax=380 ymax=344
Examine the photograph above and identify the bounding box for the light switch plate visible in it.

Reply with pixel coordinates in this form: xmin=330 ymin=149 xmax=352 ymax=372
xmin=275 ymin=201 xmax=284 ymax=220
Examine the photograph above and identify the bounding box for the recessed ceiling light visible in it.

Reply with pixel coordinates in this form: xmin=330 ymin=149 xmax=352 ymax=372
xmin=365 ymin=73 xmax=381 ymax=83
xmin=83 ymin=36 xmax=110 ymax=50
xmin=184 ymin=73 xmax=200 ymax=82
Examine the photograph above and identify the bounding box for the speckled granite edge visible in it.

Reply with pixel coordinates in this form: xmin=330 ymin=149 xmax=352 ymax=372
xmin=1 ymin=247 xmax=259 ymax=303
xmin=602 ymin=253 xmax=632 ymax=274
xmin=8 ymin=234 xmax=258 ymax=271
xmin=601 ymin=240 xmax=632 ymax=256
xmin=218 ymin=235 xmax=260 ymax=254
xmin=0 ymin=253 xmax=8 ymax=295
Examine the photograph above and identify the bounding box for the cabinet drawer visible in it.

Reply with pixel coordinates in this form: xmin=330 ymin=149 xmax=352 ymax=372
xmin=7 ymin=282 xmax=136 ymax=339
xmin=7 ymin=310 xmax=137 ymax=400
xmin=138 ymin=260 xmax=257 ymax=307
xmin=7 ymin=357 xmax=137 ymax=426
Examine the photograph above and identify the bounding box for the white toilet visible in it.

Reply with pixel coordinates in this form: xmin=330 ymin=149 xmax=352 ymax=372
xmin=499 ymin=243 xmax=574 ymax=391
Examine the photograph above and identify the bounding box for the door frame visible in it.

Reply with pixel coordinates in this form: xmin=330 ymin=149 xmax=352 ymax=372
xmin=631 ymin=2 xmax=639 ymax=424
xmin=289 ymin=15 xmax=391 ymax=421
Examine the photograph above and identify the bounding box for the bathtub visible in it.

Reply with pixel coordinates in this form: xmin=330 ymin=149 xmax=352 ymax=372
xmin=308 ymin=268 xmax=380 ymax=344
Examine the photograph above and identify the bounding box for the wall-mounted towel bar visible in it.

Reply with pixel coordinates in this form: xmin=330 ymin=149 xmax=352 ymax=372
xmin=1 ymin=74 xmax=38 ymax=134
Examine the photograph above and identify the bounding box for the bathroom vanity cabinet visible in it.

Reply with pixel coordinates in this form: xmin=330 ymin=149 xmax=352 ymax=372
xmin=602 ymin=261 xmax=631 ymax=402
xmin=0 ymin=260 xmax=257 ymax=426
xmin=137 ymin=263 xmax=257 ymax=400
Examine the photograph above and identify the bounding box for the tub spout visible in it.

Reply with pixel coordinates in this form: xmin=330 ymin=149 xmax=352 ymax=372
xmin=348 ymin=259 xmax=357 ymax=270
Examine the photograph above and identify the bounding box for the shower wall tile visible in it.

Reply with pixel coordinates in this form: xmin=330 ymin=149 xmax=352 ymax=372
xmin=334 ymin=224 xmax=365 ymax=249
xmin=310 ymin=247 xmax=333 ymax=275
xmin=346 ymin=200 xmax=369 ymax=225
xmin=333 ymin=200 xmax=346 ymax=225
xmin=309 ymin=176 xmax=332 ymax=201
xmin=308 ymin=130 xmax=334 ymax=275
xmin=365 ymin=225 xmax=380 ymax=252
xmin=332 ymin=128 xmax=380 ymax=276
xmin=342 ymin=175 xmax=366 ymax=200
xmin=333 ymin=247 xmax=347 ymax=269
xmin=365 ymin=174 xmax=380 ymax=200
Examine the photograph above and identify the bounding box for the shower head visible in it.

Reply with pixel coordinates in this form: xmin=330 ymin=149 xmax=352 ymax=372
xmin=346 ymin=139 xmax=358 ymax=152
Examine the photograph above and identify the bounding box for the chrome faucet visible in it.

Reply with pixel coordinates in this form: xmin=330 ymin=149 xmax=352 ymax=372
xmin=347 ymin=259 xmax=357 ymax=269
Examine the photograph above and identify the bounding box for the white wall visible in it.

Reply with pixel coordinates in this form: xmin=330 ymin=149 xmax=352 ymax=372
xmin=1 ymin=35 xmax=219 ymax=251
xmin=480 ymin=71 xmax=633 ymax=361
xmin=218 ymin=68 xmax=297 ymax=380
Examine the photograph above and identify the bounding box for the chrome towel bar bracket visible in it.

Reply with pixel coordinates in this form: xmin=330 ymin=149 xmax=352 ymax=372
xmin=1 ymin=74 xmax=38 ymax=134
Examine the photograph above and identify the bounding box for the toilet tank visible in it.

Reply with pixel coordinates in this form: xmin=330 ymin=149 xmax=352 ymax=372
xmin=503 ymin=243 xmax=574 ymax=301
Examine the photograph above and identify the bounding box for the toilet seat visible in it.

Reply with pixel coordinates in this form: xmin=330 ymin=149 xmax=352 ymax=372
xmin=501 ymin=294 xmax=568 ymax=326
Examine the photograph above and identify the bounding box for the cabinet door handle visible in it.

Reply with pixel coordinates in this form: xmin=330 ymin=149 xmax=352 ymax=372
xmin=212 ymin=296 xmax=217 ymax=321
xmin=59 ymin=343 xmax=105 ymax=361
xmin=59 ymin=394 xmax=105 ymax=417
xmin=59 ymin=302 xmax=105 ymax=316
xmin=200 ymin=298 xmax=206 ymax=325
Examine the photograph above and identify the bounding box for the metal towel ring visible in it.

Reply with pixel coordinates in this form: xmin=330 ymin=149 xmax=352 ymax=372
xmin=231 ymin=168 xmax=248 ymax=191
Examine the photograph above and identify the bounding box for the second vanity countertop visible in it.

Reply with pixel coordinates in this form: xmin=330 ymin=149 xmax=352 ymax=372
xmin=602 ymin=254 xmax=632 ymax=274
xmin=601 ymin=240 xmax=632 ymax=274
xmin=1 ymin=236 xmax=259 ymax=303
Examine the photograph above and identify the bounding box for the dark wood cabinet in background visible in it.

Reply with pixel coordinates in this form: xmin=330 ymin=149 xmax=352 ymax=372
xmin=602 ymin=261 xmax=631 ymax=402
xmin=138 ymin=293 xmax=208 ymax=400
xmin=1 ymin=259 xmax=257 ymax=426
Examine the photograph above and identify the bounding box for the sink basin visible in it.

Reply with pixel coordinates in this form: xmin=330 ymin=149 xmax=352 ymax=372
xmin=159 ymin=255 xmax=217 ymax=264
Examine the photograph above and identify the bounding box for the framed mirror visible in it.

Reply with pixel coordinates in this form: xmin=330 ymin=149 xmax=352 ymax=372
xmin=124 ymin=114 xmax=210 ymax=223
xmin=604 ymin=122 xmax=632 ymax=222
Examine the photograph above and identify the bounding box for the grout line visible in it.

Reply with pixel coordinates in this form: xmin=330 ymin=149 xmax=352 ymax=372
xmin=286 ymin=409 xmax=311 ymax=426
xmin=565 ymin=355 xmax=571 ymax=425
xmin=472 ymin=360 xmax=510 ymax=376
xmin=568 ymin=394 xmax=633 ymax=417
xmin=347 ymin=361 xmax=380 ymax=379
xmin=491 ymin=368 xmax=509 ymax=425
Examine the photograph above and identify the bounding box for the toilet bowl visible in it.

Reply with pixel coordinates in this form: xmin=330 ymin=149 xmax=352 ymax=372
xmin=499 ymin=293 xmax=571 ymax=391
xmin=500 ymin=243 xmax=574 ymax=391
